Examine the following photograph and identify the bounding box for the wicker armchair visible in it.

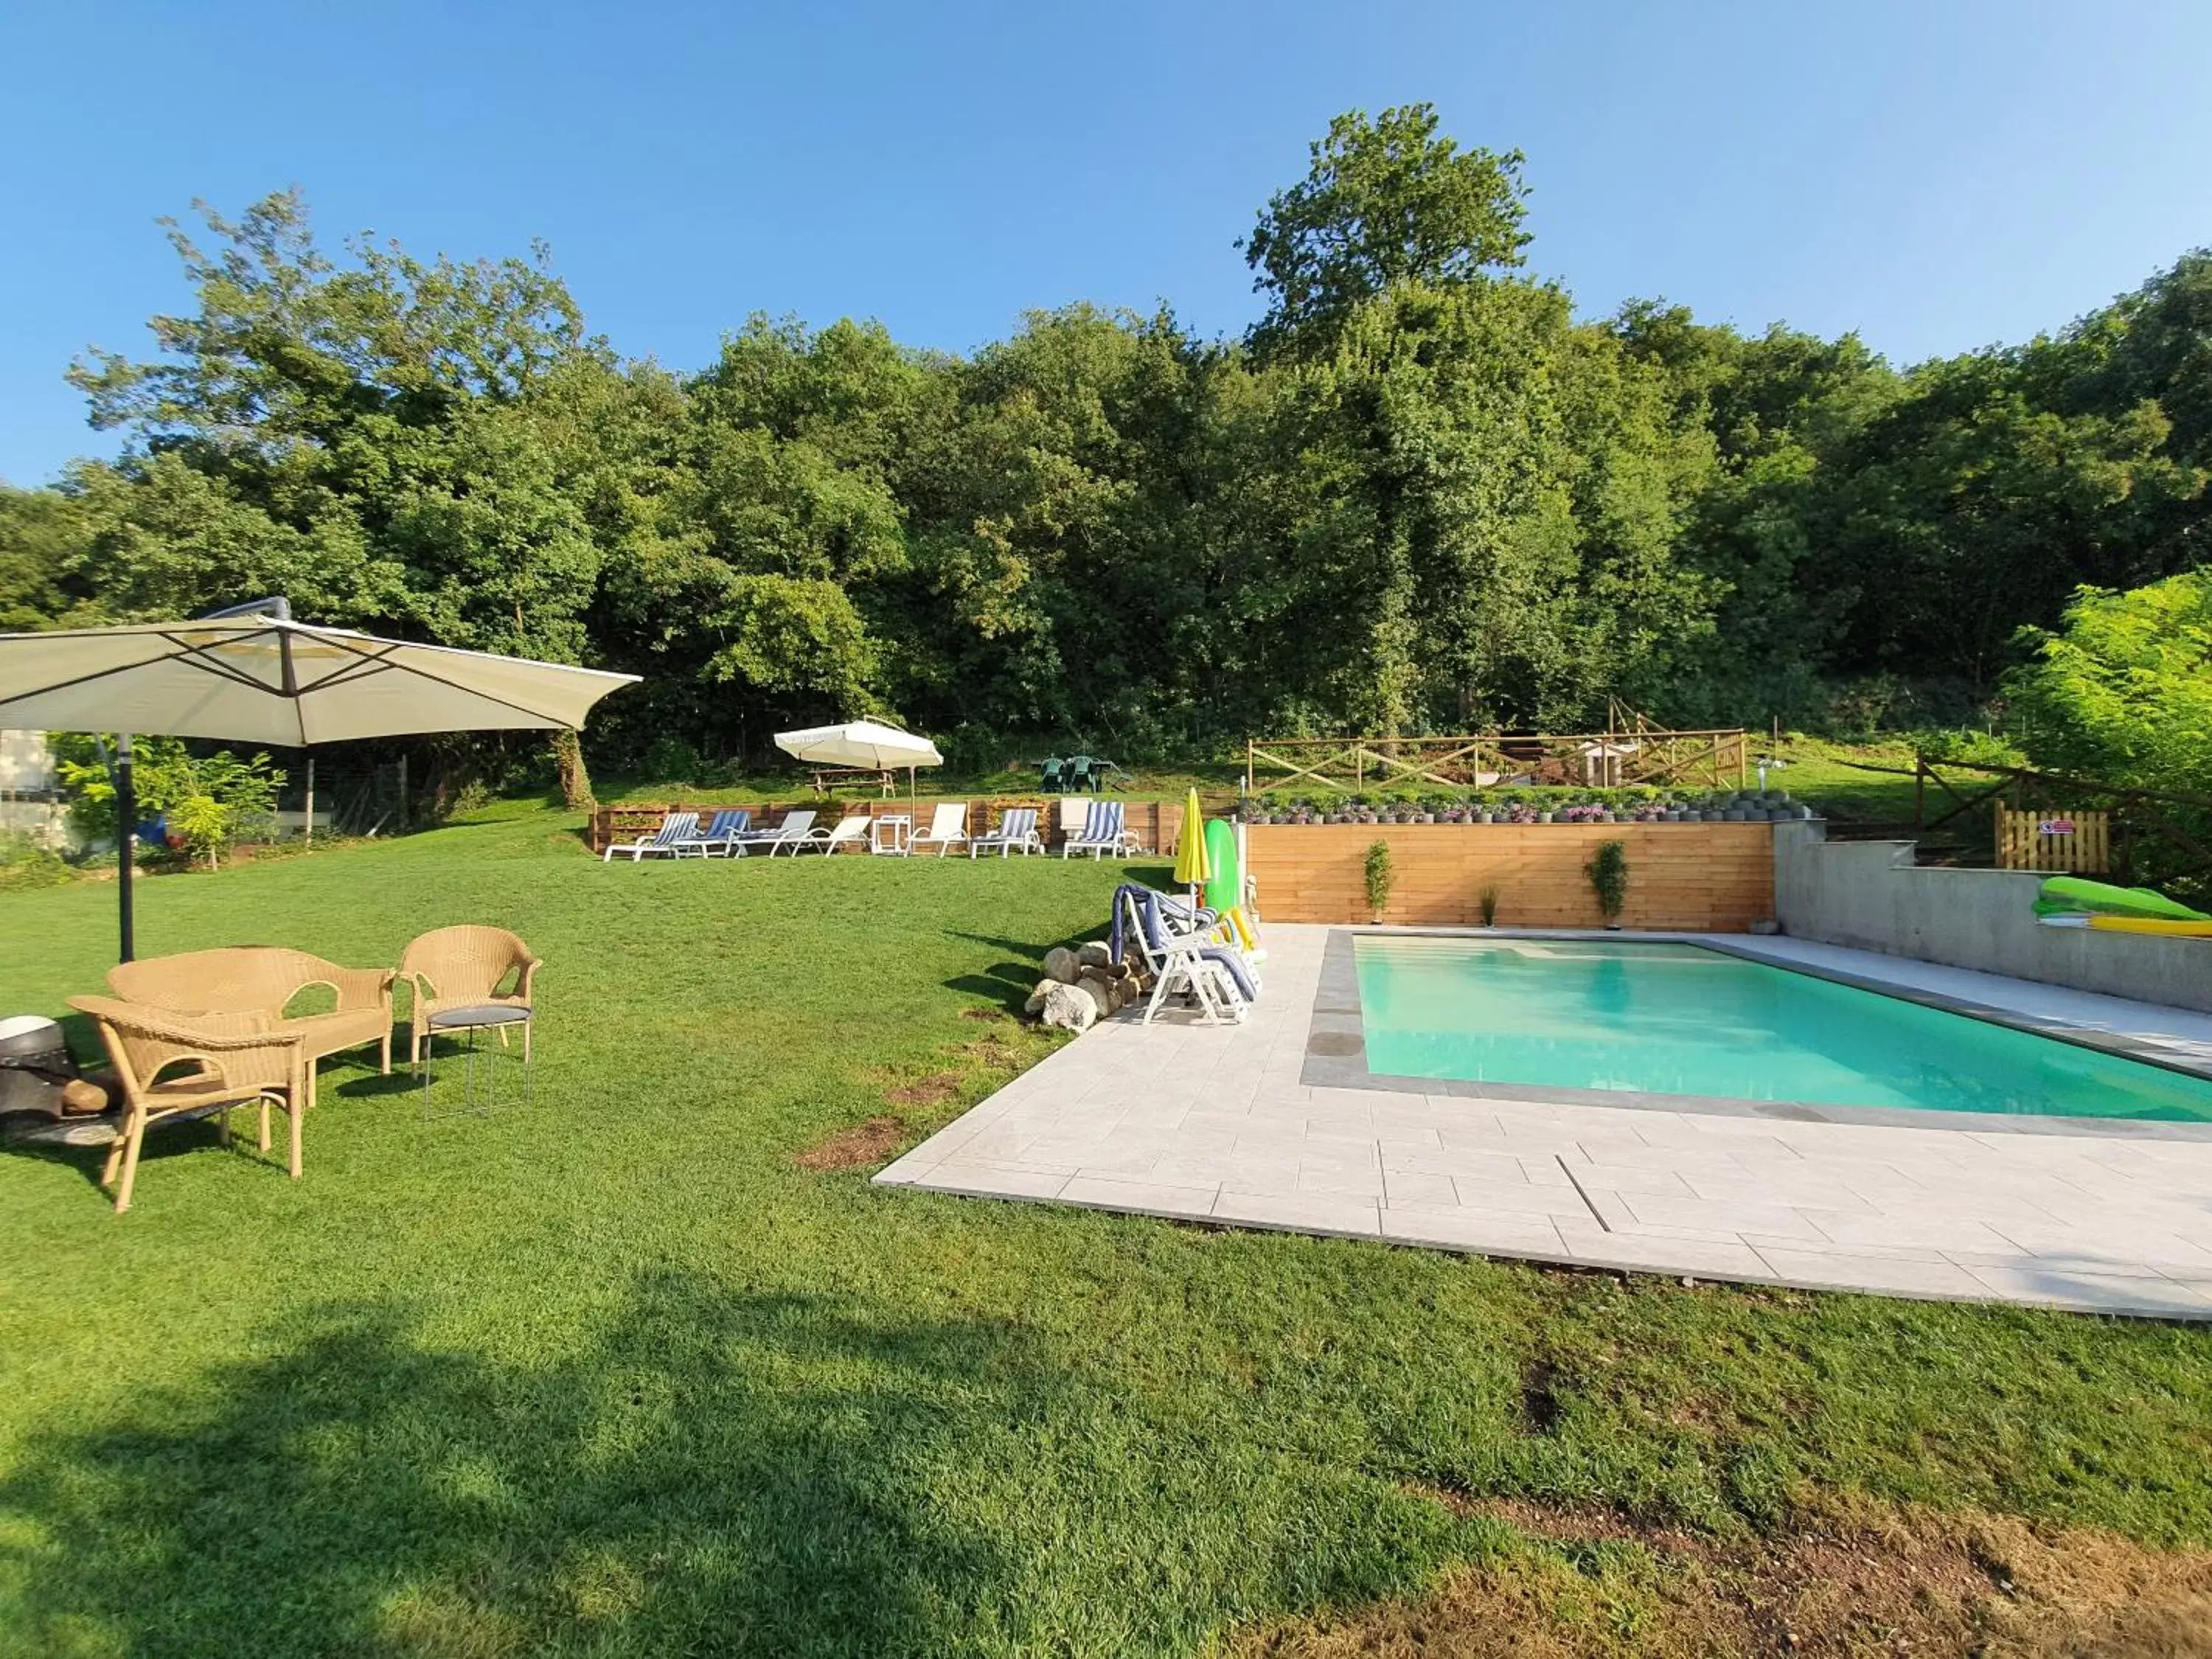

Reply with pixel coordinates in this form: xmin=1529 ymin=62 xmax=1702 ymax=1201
xmin=68 ymin=995 xmax=307 ymax=1214
xmin=109 ymin=947 xmax=394 ymax=1110
xmin=397 ymin=927 xmax=540 ymax=1065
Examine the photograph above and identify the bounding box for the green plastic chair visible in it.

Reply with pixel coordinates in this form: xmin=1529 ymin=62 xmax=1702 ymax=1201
xmin=1039 ymin=757 xmax=1067 ymax=791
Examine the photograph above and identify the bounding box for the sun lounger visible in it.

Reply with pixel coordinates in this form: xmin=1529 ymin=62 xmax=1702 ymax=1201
xmin=969 ymin=806 xmax=1043 ymax=858
xmin=678 ymin=808 xmax=752 ymax=857
xmin=603 ymin=810 xmax=700 ymax=862
xmin=1113 ymin=884 xmax=1256 ymax=1026
xmin=794 ymin=815 xmax=872 ymax=855
xmin=911 ymin=802 xmax=969 ymax=857
xmin=1062 ymin=799 xmax=1137 ymax=859
xmin=741 ymin=810 xmax=818 ymax=855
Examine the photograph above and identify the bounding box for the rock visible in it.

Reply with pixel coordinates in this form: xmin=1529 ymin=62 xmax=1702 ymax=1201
xmin=1038 ymin=981 xmax=1098 ymax=1032
xmin=1074 ymin=979 xmax=1112 ymax=1020
xmin=1024 ymin=979 xmax=1055 ymax=1015
xmin=60 ymin=1076 xmax=113 ymax=1116
xmin=1076 ymin=940 xmax=1113 ymax=970
xmin=1043 ymin=946 xmax=1079 ymax=984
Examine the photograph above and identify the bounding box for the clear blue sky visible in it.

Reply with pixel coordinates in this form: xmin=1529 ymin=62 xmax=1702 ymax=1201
xmin=4 ymin=0 xmax=2209 ymax=486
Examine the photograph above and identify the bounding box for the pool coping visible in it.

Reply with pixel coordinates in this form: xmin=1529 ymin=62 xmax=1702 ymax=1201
xmin=1304 ymin=928 xmax=2212 ymax=1141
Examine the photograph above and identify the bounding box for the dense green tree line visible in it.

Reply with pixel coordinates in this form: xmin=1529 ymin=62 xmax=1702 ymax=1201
xmin=3 ymin=106 xmax=2206 ymax=772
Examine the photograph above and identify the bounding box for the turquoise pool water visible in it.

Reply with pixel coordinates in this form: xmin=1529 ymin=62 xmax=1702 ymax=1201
xmin=1352 ymin=936 xmax=2212 ymax=1122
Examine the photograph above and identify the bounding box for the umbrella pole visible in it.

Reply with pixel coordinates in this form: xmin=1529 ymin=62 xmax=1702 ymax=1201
xmin=116 ymin=734 xmax=136 ymax=963
xmin=909 ymin=765 xmax=917 ymax=855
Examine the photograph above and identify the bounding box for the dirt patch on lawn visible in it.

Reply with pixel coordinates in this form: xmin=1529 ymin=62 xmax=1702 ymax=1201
xmin=792 ymin=1116 xmax=911 ymax=1172
xmin=882 ymin=1071 xmax=965 ymax=1106
xmin=1228 ymin=1492 xmax=2212 ymax=1658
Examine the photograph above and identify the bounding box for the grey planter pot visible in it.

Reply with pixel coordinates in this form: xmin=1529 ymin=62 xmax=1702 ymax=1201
xmin=1538 ymin=812 xmax=1555 ymax=824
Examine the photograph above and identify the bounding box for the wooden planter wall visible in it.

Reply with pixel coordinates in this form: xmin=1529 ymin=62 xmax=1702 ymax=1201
xmin=1246 ymin=822 xmax=1775 ymax=930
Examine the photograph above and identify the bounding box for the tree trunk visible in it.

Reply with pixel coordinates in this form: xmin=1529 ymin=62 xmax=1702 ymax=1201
xmin=554 ymin=728 xmax=594 ymax=811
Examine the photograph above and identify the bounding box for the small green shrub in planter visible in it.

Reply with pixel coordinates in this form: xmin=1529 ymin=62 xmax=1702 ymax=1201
xmin=1364 ymin=838 xmax=1394 ymax=922
xmin=1479 ymin=885 xmax=1501 ymax=926
xmin=1586 ymin=838 xmax=1630 ymax=928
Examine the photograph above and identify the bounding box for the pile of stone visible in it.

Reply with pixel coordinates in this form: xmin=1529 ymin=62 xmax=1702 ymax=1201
xmin=1023 ymin=942 xmax=1147 ymax=1032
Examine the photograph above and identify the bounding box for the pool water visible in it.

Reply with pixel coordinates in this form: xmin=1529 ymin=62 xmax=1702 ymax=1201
xmin=1352 ymin=936 xmax=2212 ymax=1122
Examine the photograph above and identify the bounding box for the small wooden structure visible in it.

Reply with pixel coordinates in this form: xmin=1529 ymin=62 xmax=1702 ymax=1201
xmin=1995 ymin=807 xmax=2110 ymax=874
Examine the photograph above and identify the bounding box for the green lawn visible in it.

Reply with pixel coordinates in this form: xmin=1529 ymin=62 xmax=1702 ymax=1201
xmin=4 ymin=809 xmax=2212 ymax=1657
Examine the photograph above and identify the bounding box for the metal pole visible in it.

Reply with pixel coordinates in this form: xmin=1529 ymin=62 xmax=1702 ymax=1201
xmin=303 ymin=755 xmax=316 ymax=849
xmin=116 ymin=734 xmax=136 ymax=963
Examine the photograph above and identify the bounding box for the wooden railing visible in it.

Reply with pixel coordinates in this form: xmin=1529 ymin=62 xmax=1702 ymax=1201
xmin=1244 ymin=728 xmax=1748 ymax=796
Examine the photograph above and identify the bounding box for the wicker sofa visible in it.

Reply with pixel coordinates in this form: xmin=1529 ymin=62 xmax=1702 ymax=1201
xmin=108 ymin=947 xmax=394 ymax=1109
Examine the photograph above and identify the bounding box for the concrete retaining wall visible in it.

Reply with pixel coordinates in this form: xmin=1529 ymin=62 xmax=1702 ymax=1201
xmin=1773 ymin=821 xmax=2212 ymax=1012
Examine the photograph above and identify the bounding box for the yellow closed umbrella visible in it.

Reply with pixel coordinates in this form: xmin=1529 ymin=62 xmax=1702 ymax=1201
xmin=1173 ymin=787 xmax=1212 ymax=897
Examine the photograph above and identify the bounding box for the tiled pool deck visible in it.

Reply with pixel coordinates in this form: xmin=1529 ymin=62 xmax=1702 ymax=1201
xmin=877 ymin=925 xmax=2212 ymax=1318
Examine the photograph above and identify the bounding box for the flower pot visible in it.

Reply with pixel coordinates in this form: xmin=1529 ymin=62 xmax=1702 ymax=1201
xmin=1538 ymin=812 xmax=1555 ymax=824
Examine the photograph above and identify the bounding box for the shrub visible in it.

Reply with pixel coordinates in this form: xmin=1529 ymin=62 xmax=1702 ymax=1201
xmin=1363 ymin=839 xmax=1394 ymax=918
xmin=1586 ymin=838 xmax=1630 ymax=921
xmin=0 ymin=832 xmax=74 ymax=893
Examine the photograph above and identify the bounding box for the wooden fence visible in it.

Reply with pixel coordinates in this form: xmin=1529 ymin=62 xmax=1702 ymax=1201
xmin=1245 ymin=822 xmax=1775 ymax=929
xmin=1995 ymin=807 xmax=2110 ymax=874
xmin=588 ymin=797 xmax=1186 ymax=857
xmin=1245 ymin=728 xmax=1748 ymax=796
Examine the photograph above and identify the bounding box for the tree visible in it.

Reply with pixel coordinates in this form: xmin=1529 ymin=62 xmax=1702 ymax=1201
xmin=2008 ymin=571 xmax=2212 ymax=787
xmin=1243 ymin=105 xmax=1529 ymax=353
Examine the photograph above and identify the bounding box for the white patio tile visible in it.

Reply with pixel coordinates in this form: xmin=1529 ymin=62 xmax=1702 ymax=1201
xmin=1298 ymin=1166 xmax=1387 ymax=1200
xmin=1211 ymin=1188 xmax=1382 ymax=1239
xmin=912 ymin=1163 xmax=1073 ymax=1201
xmin=1057 ymin=1175 xmax=1220 ymax=1218
xmin=1380 ymin=1168 xmax=1461 ymax=1208
xmin=1961 ymin=1265 xmax=2212 ymax=1316
xmin=1380 ymin=1206 xmax=1568 ymax=1255
xmin=1750 ymin=1248 xmax=1989 ymax=1300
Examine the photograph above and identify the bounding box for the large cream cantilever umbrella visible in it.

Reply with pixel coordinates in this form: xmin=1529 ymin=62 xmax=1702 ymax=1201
xmin=0 ymin=599 xmax=641 ymax=959
xmin=773 ymin=720 xmax=943 ymax=845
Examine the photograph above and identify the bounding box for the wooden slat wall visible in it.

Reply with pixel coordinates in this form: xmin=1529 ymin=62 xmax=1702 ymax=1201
xmin=1246 ymin=823 xmax=1775 ymax=930
xmin=1996 ymin=807 xmax=2110 ymax=874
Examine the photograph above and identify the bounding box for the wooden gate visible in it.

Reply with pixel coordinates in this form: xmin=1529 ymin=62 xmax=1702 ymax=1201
xmin=1996 ymin=807 xmax=2110 ymax=874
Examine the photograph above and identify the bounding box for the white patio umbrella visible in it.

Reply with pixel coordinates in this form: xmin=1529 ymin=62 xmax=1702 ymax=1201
xmin=773 ymin=720 xmax=944 ymax=842
xmin=0 ymin=599 xmax=641 ymax=959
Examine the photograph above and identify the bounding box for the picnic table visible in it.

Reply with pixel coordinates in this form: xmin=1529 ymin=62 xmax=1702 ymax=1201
xmin=807 ymin=767 xmax=898 ymax=798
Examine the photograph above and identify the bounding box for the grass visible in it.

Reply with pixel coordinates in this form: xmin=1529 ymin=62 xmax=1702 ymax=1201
xmin=4 ymin=808 xmax=2212 ymax=1655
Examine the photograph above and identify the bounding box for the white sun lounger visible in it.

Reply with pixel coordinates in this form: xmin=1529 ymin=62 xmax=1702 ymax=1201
xmin=1062 ymin=799 xmax=1138 ymax=858
xmin=969 ymin=806 xmax=1043 ymax=858
xmin=603 ymin=810 xmax=700 ymax=863
xmin=910 ymin=802 xmax=970 ymax=857
xmin=794 ymin=815 xmax=872 ymax=855
xmin=741 ymin=809 xmax=818 ymax=855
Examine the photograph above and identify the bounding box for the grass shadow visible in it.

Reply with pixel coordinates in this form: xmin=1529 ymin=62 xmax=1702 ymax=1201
xmin=0 ymin=1272 xmax=1056 ymax=1657
xmin=944 ymin=965 xmax=1048 ymax=1015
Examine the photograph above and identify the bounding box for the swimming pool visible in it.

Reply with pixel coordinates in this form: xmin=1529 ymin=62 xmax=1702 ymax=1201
xmin=1352 ymin=936 xmax=2212 ymax=1123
